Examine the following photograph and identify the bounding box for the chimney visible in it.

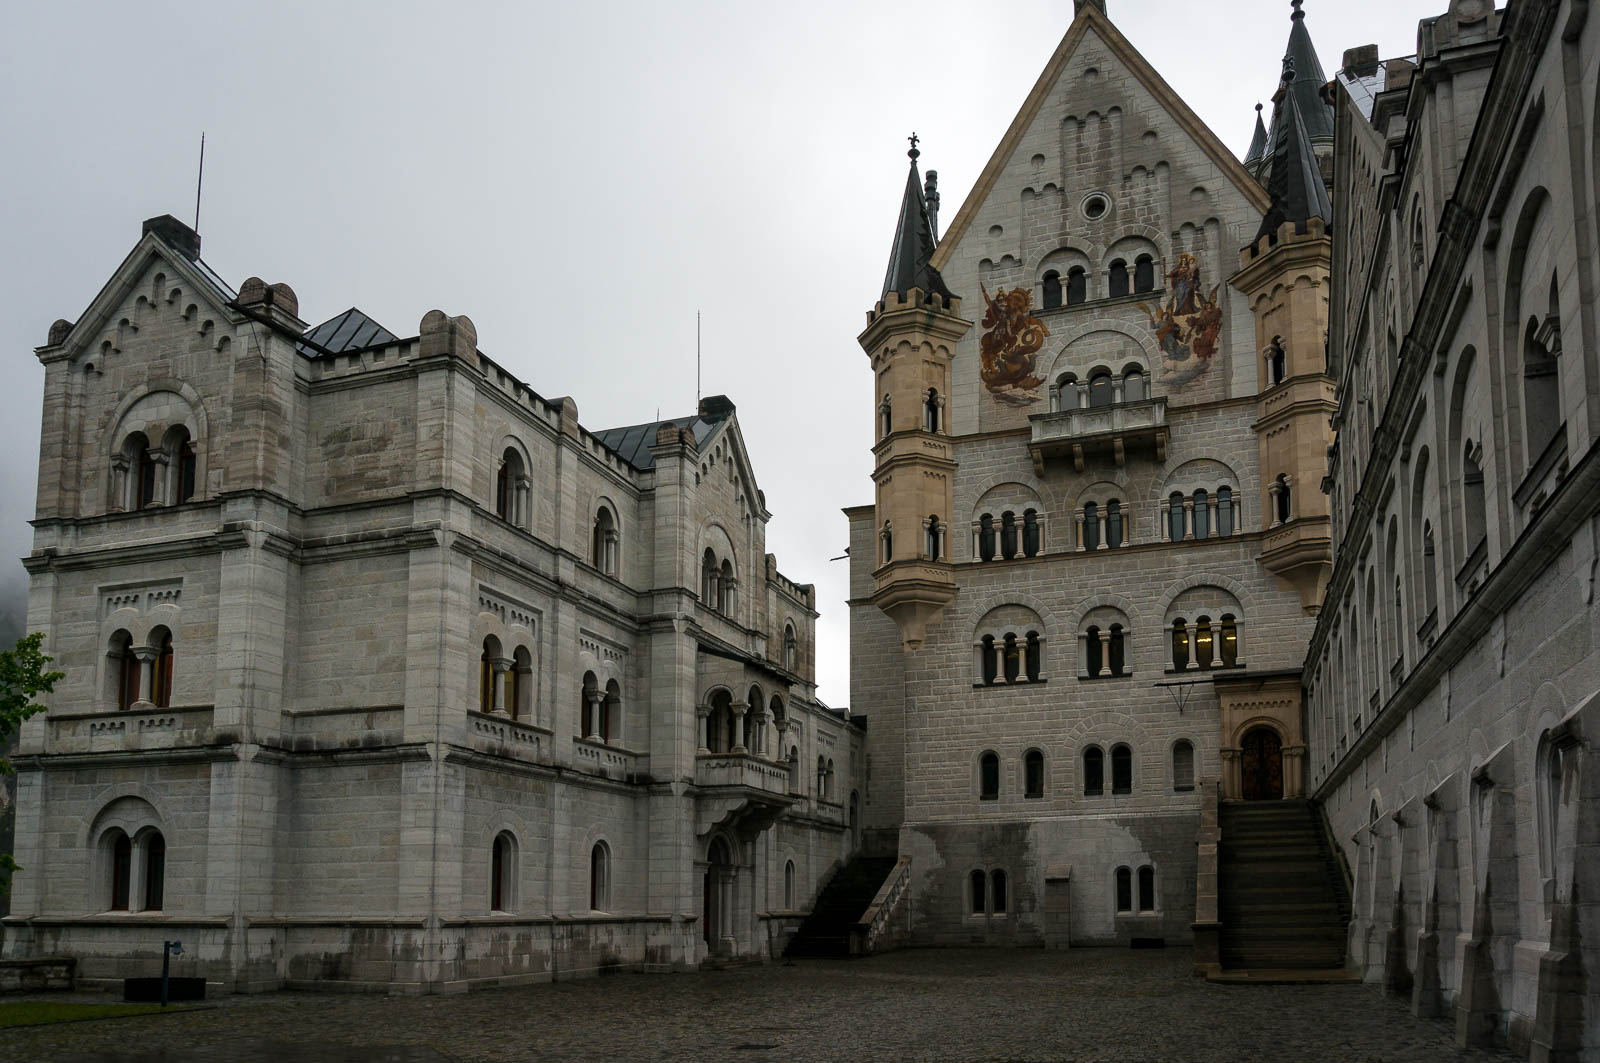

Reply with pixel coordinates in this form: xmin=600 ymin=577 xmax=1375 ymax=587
xmin=1342 ymin=44 xmax=1380 ymax=78
xmin=1073 ymin=0 xmax=1106 ymax=15
xmin=698 ymin=395 xmax=736 ymax=422
xmin=141 ymin=215 xmax=201 ymax=260
xmin=924 ymin=170 xmax=941 ymax=243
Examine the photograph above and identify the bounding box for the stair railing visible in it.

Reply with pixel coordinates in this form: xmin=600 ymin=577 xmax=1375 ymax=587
xmin=853 ymin=855 xmax=912 ymax=955
xmin=1191 ymin=776 xmax=1222 ymax=977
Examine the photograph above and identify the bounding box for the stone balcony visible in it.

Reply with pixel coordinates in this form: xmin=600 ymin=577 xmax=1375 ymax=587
xmin=46 ymin=704 xmax=215 ymax=755
xmin=1028 ymin=398 xmax=1168 ymax=473
xmin=693 ymin=752 xmax=795 ymax=835
xmin=694 ymin=752 xmax=791 ymax=796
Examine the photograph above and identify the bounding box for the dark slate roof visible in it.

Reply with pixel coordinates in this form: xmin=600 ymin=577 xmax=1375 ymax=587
xmin=881 ymin=154 xmax=953 ymax=302
xmin=1285 ymin=0 xmax=1334 ymax=141
xmin=1253 ymin=71 xmax=1334 ymax=244
xmin=1243 ymin=104 xmax=1270 ymax=167
xmin=593 ymin=415 xmax=719 ymax=471
xmin=1337 ymin=60 xmax=1398 ymax=122
xmin=299 ymin=307 xmax=399 ymax=356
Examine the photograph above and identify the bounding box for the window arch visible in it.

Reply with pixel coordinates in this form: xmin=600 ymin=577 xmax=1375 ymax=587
xmin=1066 ymin=266 xmax=1087 ymax=305
xmin=1172 ymin=740 xmax=1195 ymax=792
xmin=140 ymin=830 xmax=165 ymax=912
xmin=589 ymin=841 xmax=611 ymax=910
xmin=1463 ymin=442 xmax=1487 ymax=552
xmin=150 ymin=627 xmax=173 ymax=708
xmin=1106 ymin=500 xmax=1124 ymax=549
xmin=1083 ymin=746 xmax=1104 ymax=796
xmin=479 ymin=636 xmax=503 ymax=715
xmin=1133 ymin=254 xmax=1156 ymax=294
xmin=1088 ymin=371 xmax=1114 ymax=408
xmin=164 ymin=426 xmax=197 ymax=505
xmin=121 ymin=432 xmax=155 ymax=511
xmin=1171 ymin=618 xmax=1190 ymax=670
xmin=1042 ymin=270 xmax=1062 ymax=309
xmin=1217 ymin=486 xmax=1234 ymax=537
xmin=702 ymin=548 xmax=720 ymax=605
xmin=816 ymin=755 xmax=828 ymax=798
xmin=603 ymin=678 xmax=622 ymax=746
xmin=1122 ymin=365 xmax=1146 ymax=402
xmin=1110 ymin=743 xmax=1132 ymax=794
xmin=925 ymin=516 xmax=943 ymax=561
xmin=1219 ymin=615 xmax=1239 ymax=668
xmin=1108 ymin=259 xmax=1130 ymax=298
xmin=1082 ymin=501 xmax=1100 ymax=550
xmin=1194 ymin=616 xmax=1215 ymax=669
xmin=1521 ymin=308 xmax=1561 ymax=462
xmin=1025 ymin=631 xmax=1042 ymax=682
xmin=719 ymin=559 xmax=736 ymax=613
xmin=970 ymin=868 xmax=987 ymax=914
xmin=1024 ymin=749 xmax=1045 ymax=798
xmin=580 ymin=670 xmax=601 ymax=739
xmin=109 ymin=630 xmax=140 ymax=711
xmin=491 ymin=831 xmax=517 ymax=912
xmin=1273 ymin=475 xmax=1292 ymax=525
xmin=979 ymin=751 xmax=1000 ymax=800
xmin=591 ymin=505 xmax=618 ymax=575
xmin=1192 ymin=489 xmax=1210 ymax=539
xmin=510 ymin=646 xmax=533 ymax=721
xmin=1115 ymin=866 xmax=1132 ymax=913
xmin=924 ymin=388 xmax=942 ymax=433
xmin=784 ymin=859 xmax=796 ymax=910
xmin=1266 ymin=338 xmax=1286 ymax=386
xmin=1421 ymin=523 xmax=1439 ymax=620
xmin=1137 ymin=865 xmax=1155 ymax=912
xmin=1168 ymin=492 xmax=1186 ymax=542
xmin=108 ymin=829 xmax=133 ymax=911
xmin=495 ymin=446 xmax=527 ymax=526
xmin=783 ymin=623 xmax=798 ymax=671
xmin=1022 ymin=509 xmax=1041 ymax=557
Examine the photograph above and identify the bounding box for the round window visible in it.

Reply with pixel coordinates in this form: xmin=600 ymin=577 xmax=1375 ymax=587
xmin=1082 ymin=193 xmax=1110 ymax=220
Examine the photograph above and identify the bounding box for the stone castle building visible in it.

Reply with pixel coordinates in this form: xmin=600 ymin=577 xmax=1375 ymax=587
xmin=1305 ymin=0 xmax=1600 ymax=1055
xmin=0 ymin=216 xmax=862 ymax=990
xmin=846 ymin=0 xmax=1336 ymax=948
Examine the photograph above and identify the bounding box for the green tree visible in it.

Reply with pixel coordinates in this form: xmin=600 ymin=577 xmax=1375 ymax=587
xmin=1 ymin=633 xmax=61 ymax=896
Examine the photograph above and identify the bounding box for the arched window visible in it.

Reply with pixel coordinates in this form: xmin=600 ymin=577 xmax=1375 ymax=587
xmin=591 ymin=506 xmax=618 ymax=575
xmin=580 ymin=671 xmax=600 ymax=739
xmin=151 ymin=628 xmax=173 ymax=708
xmin=1106 ymin=500 xmax=1123 ymax=548
xmin=991 ymin=869 xmax=1008 ymax=914
xmin=1123 ymin=367 xmax=1146 ymax=402
xmin=1171 ymin=619 xmax=1189 ymax=670
xmin=1192 ymin=489 xmax=1210 ymax=539
xmin=1083 ymin=502 xmax=1100 ymax=550
xmin=1267 ymin=339 xmax=1286 ymax=385
xmin=1025 ymin=631 xmax=1042 ymax=682
xmin=979 ymin=751 xmax=1000 ymax=800
xmin=980 ymin=635 xmax=997 ymax=686
xmin=978 ymin=513 xmax=996 ymax=562
xmin=719 ymin=559 xmax=736 ymax=613
xmin=603 ymin=679 xmax=622 ymax=745
xmin=880 ymin=396 xmax=892 ymax=437
xmin=1217 ymin=487 xmax=1234 ymax=537
xmin=1088 ymin=371 xmax=1114 ymax=408
xmin=881 ymin=521 xmax=893 ymax=564
xmin=479 ymin=638 xmax=500 ymax=714
xmin=1168 ymin=492 xmax=1186 ymax=542
xmin=1054 ymin=372 xmax=1079 ymax=411
xmin=1042 ymin=270 xmax=1063 ymax=310
xmin=1138 ymin=865 xmax=1155 ymax=912
xmin=1274 ymin=475 xmax=1292 ymax=524
xmin=1085 ymin=625 xmax=1103 ymax=677
xmin=784 ymin=859 xmax=796 ymax=910
xmin=924 ymin=388 xmax=942 ymax=433
xmin=511 ymin=647 xmax=533 ymax=721
xmin=970 ymin=868 xmax=987 ymax=914
xmin=1024 ymin=749 xmax=1044 ymax=798
xmin=495 ymin=447 xmax=525 ymax=524
xmin=166 ymin=427 xmax=197 ymax=505
xmin=1115 ymin=866 xmax=1132 ymax=913
xmin=1066 ymin=267 xmax=1087 ymax=306
xmin=1172 ymin=740 xmax=1195 ymax=792
xmin=1194 ymin=616 xmax=1215 ymax=669
xmin=1109 ymin=259 xmax=1130 ymax=298
xmin=702 ymin=549 xmax=719 ymax=605
xmin=109 ymin=830 xmax=132 ymax=911
xmin=1022 ymin=509 xmax=1041 ymax=557
xmin=1083 ymin=746 xmax=1104 ymax=796
xmin=1133 ymin=255 xmax=1156 ymax=294
xmin=140 ymin=831 xmax=165 ymax=911
xmin=1111 ymin=744 xmax=1133 ymax=794
xmin=589 ymin=841 xmax=611 ymax=910
xmin=1463 ymin=443 xmax=1487 ymax=550
xmin=1219 ymin=615 xmax=1238 ymax=668
xmin=925 ymin=516 xmax=943 ymax=561
xmin=491 ymin=832 xmax=515 ymax=912
xmin=1000 ymin=511 xmax=1018 ymax=560
xmin=1522 ymin=314 xmax=1561 ymax=460
xmin=1108 ymin=624 xmax=1126 ymax=677
xmin=111 ymin=631 xmax=140 ymax=711
xmin=783 ymin=624 xmax=798 ymax=671
xmin=1422 ymin=523 xmax=1439 ymax=618
xmin=817 ymin=755 xmax=828 ymax=797
xmin=121 ymin=432 xmax=155 ymax=511
xmin=1002 ymin=633 xmax=1020 ymax=683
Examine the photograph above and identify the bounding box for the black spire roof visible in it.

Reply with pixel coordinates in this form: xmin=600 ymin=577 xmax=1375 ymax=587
xmin=1243 ymin=103 xmax=1269 ymax=167
xmin=1284 ymin=0 xmax=1334 ymax=141
xmin=881 ymin=136 xmax=953 ymax=302
xmin=1253 ymin=64 xmax=1333 ymax=245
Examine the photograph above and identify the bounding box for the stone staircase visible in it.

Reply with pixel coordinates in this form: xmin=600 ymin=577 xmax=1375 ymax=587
xmin=784 ymin=856 xmax=898 ymax=957
xmin=1219 ymin=799 xmax=1351 ymax=970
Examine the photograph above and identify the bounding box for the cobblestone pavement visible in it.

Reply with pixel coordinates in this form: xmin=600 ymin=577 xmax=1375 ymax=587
xmin=5 ymin=949 xmax=1522 ymax=1063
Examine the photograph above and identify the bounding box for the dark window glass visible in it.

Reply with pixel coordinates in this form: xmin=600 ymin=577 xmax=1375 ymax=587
xmin=1000 ymin=512 xmax=1017 ymax=560
xmin=110 ymin=833 xmax=131 ymax=911
xmin=1116 ymin=867 xmax=1132 ymax=913
xmin=142 ymin=833 xmax=165 ymax=911
xmin=979 ymin=514 xmax=996 ymax=561
xmin=981 ymin=636 xmax=997 ymax=686
xmin=1134 ymin=255 xmax=1155 ymax=293
xmin=1088 ymin=372 xmax=1114 ymax=408
xmin=1111 ymin=744 xmax=1132 ymax=794
xmin=1025 ymin=632 xmax=1042 ymax=683
xmin=1024 ymin=751 xmax=1044 ymax=798
xmin=1109 ymin=260 xmax=1130 ymax=298
xmin=1083 ymin=747 xmax=1104 ymax=796
xmin=1220 ymin=615 xmax=1238 ymax=667
xmin=992 ymin=869 xmax=1008 ymax=914
xmin=1196 ymin=617 xmax=1215 ymax=669
xmin=137 ymin=453 xmax=157 ymax=509
xmin=1138 ymin=866 xmax=1155 ymax=912
xmin=1042 ymin=271 xmax=1062 ymax=310
xmin=979 ymin=752 xmax=999 ymax=800
xmin=1217 ymin=487 xmax=1234 ymax=536
xmin=178 ymin=442 xmax=197 ymax=503
xmin=1169 ymin=492 xmax=1186 ymax=541
xmin=1002 ymin=635 xmax=1020 ymax=683
xmin=1083 ymin=502 xmax=1100 ymax=550
xmin=1172 ymin=621 xmax=1189 ymax=670
xmin=1067 ymin=268 xmax=1087 ymax=305
xmin=1022 ymin=510 xmax=1040 ymax=557
xmin=1109 ymin=625 xmax=1125 ymax=677
xmin=1193 ymin=489 xmax=1210 ymax=538
xmin=1086 ymin=626 xmax=1103 ymax=677
xmin=970 ymin=869 xmax=987 ymax=914
xmin=1107 ymin=500 xmax=1122 ymax=548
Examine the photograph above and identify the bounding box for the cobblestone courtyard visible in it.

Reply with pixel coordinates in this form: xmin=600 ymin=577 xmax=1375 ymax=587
xmin=4 ymin=949 xmax=1519 ymax=1062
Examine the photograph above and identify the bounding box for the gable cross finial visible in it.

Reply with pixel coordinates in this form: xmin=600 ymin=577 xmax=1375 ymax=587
xmin=908 ymin=132 xmax=920 ymax=162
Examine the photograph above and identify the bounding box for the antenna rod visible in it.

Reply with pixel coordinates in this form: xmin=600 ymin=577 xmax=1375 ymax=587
xmin=194 ymin=132 xmax=206 ymax=233
xmin=696 ymin=310 xmax=701 ymax=408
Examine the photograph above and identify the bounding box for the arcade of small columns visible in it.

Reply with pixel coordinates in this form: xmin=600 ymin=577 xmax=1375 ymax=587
xmin=967 ymin=622 xmax=1251 ymax=680
xmin=966 ymin=496 xmax=1261 ymax=557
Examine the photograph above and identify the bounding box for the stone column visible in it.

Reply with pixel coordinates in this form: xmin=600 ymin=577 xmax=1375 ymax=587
xmin=1183 ymin=498 xmax=1195 ymax=540
xmin=1283 ymin=744 xmax=1307 ymax=798
xmin=490 ymin=657 xmax=512 ymax=715
xmin=585 ymin=690 xmax=605 ymax=742
xmin=146 ymin=448 xmax=170 ymax=507
xmin=731 ymin=701 xmax=749 ymax=754
xmin=1076 ymin=383 xmax=1089 ymax=408
xmin=516 ymin=475 xmax=531 ymax=526
xmin=110 ymin=456 xmax=129 ymax=513
xmin=1096 ymin=512 xmax=1109 ymax=550
xmin=1112 ymin=378 xmax=1125 ymax=404
xmin=1269 ymin=481 xmax=1283 ymax=528
xmin=1207 ymin=497 xmax=1219 ymax=538
xmin=1161 ymin=498 xmax=1172 ymax=542
xmin=1096 ymin=629 xmax=1110 ymax=677
xmin=131 ymin=646 xmax=157 ymax=708
xmin=1220 ymin=748 xmax=1242 ymax=800
xmin=696 ymin=706 xmax=710 ymax=754
xmin=1075 ymin=510 xmax=1086 ymax=551
xmin=1185 ymin=627 xmax=1198 ymax=671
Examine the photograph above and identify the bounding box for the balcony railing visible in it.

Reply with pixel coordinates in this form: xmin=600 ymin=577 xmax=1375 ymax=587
xmin=1028 ymin=397 xmax=1168 ymax=472
xmin=694 ymin=752 xmax=792 ymax=797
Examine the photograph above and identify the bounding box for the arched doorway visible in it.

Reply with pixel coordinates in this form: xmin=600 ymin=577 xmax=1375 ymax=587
xmin=1240 ymin=727 xmax=1284 ymax=800
xmin=703 ymin=836 xmax=733 ymax=953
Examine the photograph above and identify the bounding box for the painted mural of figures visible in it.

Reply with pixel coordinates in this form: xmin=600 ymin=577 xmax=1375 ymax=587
xmin=1138 ymin=252 xmax=1222 ymax=387
xmin=979 ymin=283 xmax=1050 ymax=407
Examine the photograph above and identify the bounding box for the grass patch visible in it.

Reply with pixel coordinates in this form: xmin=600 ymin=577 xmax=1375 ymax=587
xmin=0 ymin=1000 xmax=197 ymax=1027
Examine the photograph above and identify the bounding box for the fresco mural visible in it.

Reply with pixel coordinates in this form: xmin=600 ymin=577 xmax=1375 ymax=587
xmin=1138 ymin=253 xmax=1222 ymax=387
xmin=979 ymin=283 xmax=1050 ymax=407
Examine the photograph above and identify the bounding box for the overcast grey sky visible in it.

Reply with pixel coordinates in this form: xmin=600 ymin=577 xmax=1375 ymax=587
xmin=1 ymin=0 xmax=1440 ymax=703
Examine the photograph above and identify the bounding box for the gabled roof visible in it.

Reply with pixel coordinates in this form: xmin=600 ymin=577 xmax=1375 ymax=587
xmin=1243 ymin=104 xmax=1270 ymax=167
xmin=881 ymin=149 xmax=952 ymax=301
xmin=594 ymin=414 xmax=718 ymax=470
xmin=1253 ymin=68 xmax=1334 ymax=244
xmin=931 ymin=4 xmax=1271 ymax=268
xmin=1284 ymin=0 xmax=1335 ymax=141
xmin=300 ymin=307 xmax=398 ymax=356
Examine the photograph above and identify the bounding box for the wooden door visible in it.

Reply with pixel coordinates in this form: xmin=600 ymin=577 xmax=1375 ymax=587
xmin=1241 ymin=728 xmax=1284 ymax=800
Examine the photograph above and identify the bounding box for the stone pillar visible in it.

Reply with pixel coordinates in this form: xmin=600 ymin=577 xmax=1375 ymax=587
xmin=1183 ymin=498 xmax=1195 ymax=540
xmin=1283 ymin=744 xmax=1307 ymax=797
xmin=490 ymin=657 xmax=512 ymax=716
xmin=131 ymin=646 xmax=157 ymax=708
xmin=1268 ymin=480 xmax=1283 ymax=528
xmin=731 ymin=702 xmax=749 ymax=754
xmin=1207 ymin=497 xmax=1219 ymax=538
xmin=1095 ymin=629 xmax=1110 ymax=677
xmin=1112 ymin=378 xmax=1125 ymax=404
xmin=1076 ymin=382 xmax=1089 ymax=408
xmin=110 ymin=456 xmax=129 ymax=512
xmin=696 ymin=706 xmax=710 ymax=754
xmin=1161 ymin=498 xmax=1171 ymax=542
xmin=1074 ymin=510 xmax=1086 ymax=551
xmin=1185 ymin=627 xmax=1198 ymax=670
xmin=1096 ymin=512 xmax=1109 ymax=550
xmin=146 ymin=448 xmax=170 ymax=506
xmin=1220 ymin=748 xmax=1242 ymax=800
xmin=585 ymin=691 xmax=604 ymax=742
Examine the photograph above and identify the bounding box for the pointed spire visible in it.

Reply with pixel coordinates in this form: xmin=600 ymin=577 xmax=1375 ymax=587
xmin=1253 ymin=62 xmax=1333 ymax=245
xmin=1284 ymin=0 xmax=1334 ymax=141
xmin=1243 ymin=103 xmax=1269 ymax=167
xmin=881 ymin=136 xmax=953 ymax=302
